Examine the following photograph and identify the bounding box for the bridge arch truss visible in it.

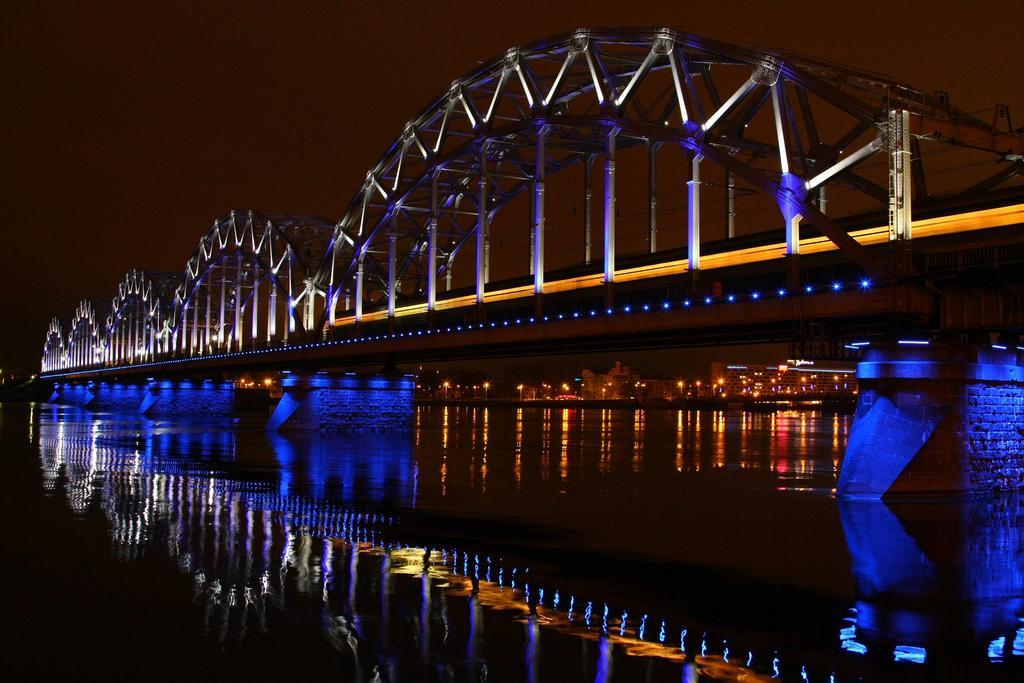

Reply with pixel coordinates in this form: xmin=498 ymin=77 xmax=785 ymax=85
xmin=319 ymin=27 xmax=1023 ymax=327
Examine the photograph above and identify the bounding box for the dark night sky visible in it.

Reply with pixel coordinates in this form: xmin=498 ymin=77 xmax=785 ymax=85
xmin=2 ymin=0 xmax=1021 ymax=374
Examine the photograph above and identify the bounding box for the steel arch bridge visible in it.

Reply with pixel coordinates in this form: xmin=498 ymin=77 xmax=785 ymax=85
xmin=39 ymin=27 xmax=1024 ymax=375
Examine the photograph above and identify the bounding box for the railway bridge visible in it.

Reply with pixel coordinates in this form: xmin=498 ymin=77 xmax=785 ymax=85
xmin=37 ymin=28 xmax=1024 ymax=496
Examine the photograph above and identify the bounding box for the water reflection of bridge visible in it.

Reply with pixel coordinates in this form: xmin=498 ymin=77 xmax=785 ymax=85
xmin=33 ymin=406 xmax=1024 ymax=680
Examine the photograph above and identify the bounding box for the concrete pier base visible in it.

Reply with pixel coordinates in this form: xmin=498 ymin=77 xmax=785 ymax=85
xmin=838 ymin=343 xmax=1024 ymax=498
xmin=267 ymin=372 xmax=415 ymax=431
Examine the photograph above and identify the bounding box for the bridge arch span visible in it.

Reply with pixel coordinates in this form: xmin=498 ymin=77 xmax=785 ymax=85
xmin=104 ymin=269 xmax=181 ymax=366
xmin=169 ymin=210 xmax=337 ymax=355
xmin=63 ymin=300 xmax=107 ymax=371
xmin=320 ymin=27 xmax=1023 ymax=329
xmin=41 ymin=318 xmax=67 ymax=373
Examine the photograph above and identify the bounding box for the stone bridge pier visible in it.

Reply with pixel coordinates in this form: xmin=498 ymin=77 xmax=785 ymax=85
xmin=266 ymin=372 xmax=415 ymax=431
xmin=50 ymin=378 xmax=236 ymax=417
xmin=838 ymin=343 xmax=1024 ymax=498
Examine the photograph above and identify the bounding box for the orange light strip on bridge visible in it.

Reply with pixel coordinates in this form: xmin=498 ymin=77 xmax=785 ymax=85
xmin=333 ymin=203 xmax=1024 ymax=327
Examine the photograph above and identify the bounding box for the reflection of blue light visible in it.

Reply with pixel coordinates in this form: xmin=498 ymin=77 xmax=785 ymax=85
xmin=1014 ymin=622 xmax=1024 ymax=655
xmin=988 ymin=636 xmax=1006 ymax=662
xmin=893 ymin=645 xmax=926 ymax=664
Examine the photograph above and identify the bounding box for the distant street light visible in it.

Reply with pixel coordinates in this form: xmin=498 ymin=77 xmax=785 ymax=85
xmin=517 ymin=383 xmax=524 ymax=401
xmin=483 ymin=381 xmax=490 ymax=402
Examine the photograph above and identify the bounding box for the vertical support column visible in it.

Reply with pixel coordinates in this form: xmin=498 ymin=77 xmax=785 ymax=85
xmin=218 ymin=262 xmax=227 ymax=349
xmin=286 ymin=256 xmax=294 ymax=338
xmin=250 ymin=266 xmax=259 ymax=348
xmin=427 ymin=170 xmax=439 ymax=314
xmin=388 ymin=214 xmax=397 ymax=319
xmin=725 ymin=171 xmax=736 ymax=239
xmin=133 ymin=299 xmax=141 ymax=361
xmin=476 ymin=143 xmax=488 ymax=307
xmin=327 ymin=240 xmax=337 ymax=331
xmin=179 ymin=305 xmax=187 ymax=358
xmin=189 ymin=292 xmax=197 ymax=354
xmin=533 ymin=126 xmax=546 ymax=303
xmin=234 ymin=253 xmax=243 ymax=350
xmin=304 ymin=283 xmax=314 ymax=334
xmin=604 ymin=129 xmax=618 ymax=292
xmin=889 ymin=108 xmax=912 ymax=241
xmin=819 ymin=186 xmax=827 ymax=215
xmin=355 ymin=244 xmax=365 ymax=323
xmin=648 ymin=142 xmax=657 ymax=253
xmin=203 ymin=279 xmax=211 ymax=353
xmin=687 ymin=154 xmax=702 ymax=274
xmin=267 ymin=281 xmax=277 ymax=343
xmin=583 ymin=154 xmax=592 ymax=266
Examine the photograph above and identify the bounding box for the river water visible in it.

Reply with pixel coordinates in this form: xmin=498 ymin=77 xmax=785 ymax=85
xmin=1 ymin=402 xmax=1021 ymax=681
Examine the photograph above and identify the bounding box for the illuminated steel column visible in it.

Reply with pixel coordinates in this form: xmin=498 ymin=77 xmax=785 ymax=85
xmin=427 ymin=170 xmax=439 ymax=312
xmin=476 ymin=143 xmax=488 ymax=305
xmin=133 ymin=297 xmax=141 ymax=361
xmin=234 ymin=253 xmax=243 ymax=350
xmin=267 ymin=278 xmax=277 ymax=343
xmin=604 ymin=128 xmax=618 ymax=284
xmin=725 ymin=171 xmax=736 ymax=239
xmin=583 ymin=154 xmax=592 ymax=265
xmin=648 ymin=142 xmax=658 ymax=253
xmin=284 ymin=256 xmax=292 ymax=343
xmin=354 ymin=242 xmax=365 ymax=322
xmin=687 ymin=154 xmax=702 ymax=272
xmin=533 ymin=126 xmax=547 ymax=296
xmin=203 ymin=278 xmax=211 ymax=353
xmin=218 ymin=262 xmax=227 ymax=348
xmin=387 ymin=213 xmax=397 ymax=318
xmin=250 ymin=264 xmax=259 ymax=348
xmin=186 ymin=299 xmax=195 ymax=356
xmin=889 ymin=108 xmax=912 ymax=241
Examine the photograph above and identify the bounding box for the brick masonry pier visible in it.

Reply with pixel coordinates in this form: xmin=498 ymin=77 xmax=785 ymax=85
xmin=838 ymin=343 xmax=1024 ymax=498
xmin=266 ymin=372 xmax=415 ymax=431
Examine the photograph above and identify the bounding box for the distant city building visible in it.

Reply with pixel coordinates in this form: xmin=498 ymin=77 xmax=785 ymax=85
xmin=581 ymin=361 xmax=639 ymax=400
xmin=710 ymin=360 xmax=857 ymax=398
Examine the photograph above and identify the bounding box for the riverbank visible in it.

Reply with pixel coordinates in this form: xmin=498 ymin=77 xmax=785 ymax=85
xmin=415 ymin=396 xmax=857 ymax=412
